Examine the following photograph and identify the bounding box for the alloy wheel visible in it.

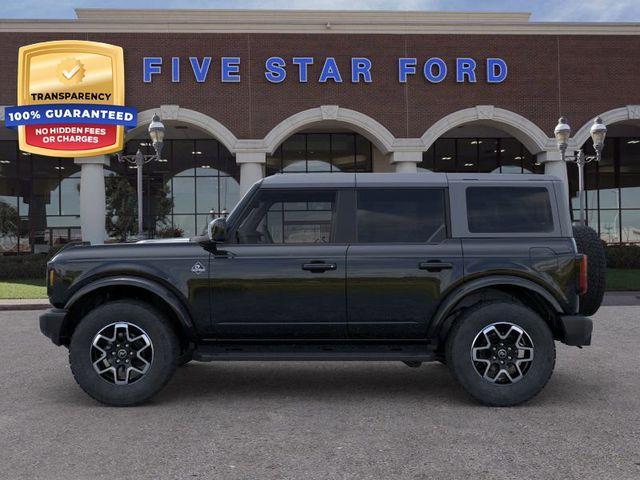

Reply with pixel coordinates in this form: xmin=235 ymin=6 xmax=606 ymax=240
xmin=90 ymin=322 xmax=154 ymax=385
xmin=470 ymin=322 xmax=534 ymax=384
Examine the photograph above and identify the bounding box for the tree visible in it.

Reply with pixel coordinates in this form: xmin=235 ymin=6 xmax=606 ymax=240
xmin=0 ymin=201 xmax=20 ymax=252
xmin=105 ymin=176 xmax=173 ymax=241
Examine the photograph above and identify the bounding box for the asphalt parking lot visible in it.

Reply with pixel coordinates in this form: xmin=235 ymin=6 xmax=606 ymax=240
xmin=1 ymin=308 xmax=639 ymax=480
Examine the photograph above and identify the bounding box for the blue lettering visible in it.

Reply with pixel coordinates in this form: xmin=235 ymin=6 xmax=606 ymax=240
xmin=398 ymin=58 xmax=417 ymax=83
xmin=265 ymin=56 xmax=287 ymax=83
xmin=351 ymin=57 xmax=372 ymax=83
xmin=143 ymin=57 xmax=162 ymax=83
xmin=424 ymin=58 xmax=447 ymax=83
xmin=221 ymin=57 xmax=241 ymax=83
xmin=189 ymin=57 xmax=211 ymax=83
xmin=487 ymin=58 xmax=508 ymax=83
xmin=171 ymin=57 xmax=180 ymax=83
xmin=456 ymin=58 xmax=476 ymax=83
xmin=319 ymin=57 xmax=342 ymax=83
xmin=292 ymin=57 xmax=314 ymax=82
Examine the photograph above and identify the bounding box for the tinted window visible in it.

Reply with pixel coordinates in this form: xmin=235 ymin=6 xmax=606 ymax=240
xmin=237 ymin=190 xmax=335 ymax=244
xmin=356 ymin=189 xmax=446 ymax=243
xmin=466 ymin=186 xmax=554 ymax=233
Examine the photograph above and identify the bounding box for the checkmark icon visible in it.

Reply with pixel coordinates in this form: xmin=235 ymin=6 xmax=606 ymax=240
xmin=62 ymin=64 xmax=80 ymax=79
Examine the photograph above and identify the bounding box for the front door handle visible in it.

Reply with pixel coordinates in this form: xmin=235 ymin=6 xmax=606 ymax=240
xmin=418 ymin=261 xmax=453 ymax=272
xmin=302 ymin=262 xmax=337 ymax=273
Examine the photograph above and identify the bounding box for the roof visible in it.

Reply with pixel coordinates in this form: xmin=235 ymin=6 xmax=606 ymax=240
xmin=0 ymin=9 xmax=638 ymax=35
xmin=259 ymin=172 xmax=558 ymax=189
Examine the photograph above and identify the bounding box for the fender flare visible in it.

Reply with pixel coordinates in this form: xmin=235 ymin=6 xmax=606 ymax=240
xmin=428 ymin=275 xmax=565 ymax=338
xmin=64 ymin=276 xmax=196 ymax=338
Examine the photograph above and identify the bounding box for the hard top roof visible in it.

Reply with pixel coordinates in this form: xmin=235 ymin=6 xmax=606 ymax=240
xmin=259 ymin=172 xmax=559 ymax=188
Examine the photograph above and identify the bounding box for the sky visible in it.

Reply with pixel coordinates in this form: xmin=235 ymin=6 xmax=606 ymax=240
xmin=0 ymin=0 xmax=639 ymax=22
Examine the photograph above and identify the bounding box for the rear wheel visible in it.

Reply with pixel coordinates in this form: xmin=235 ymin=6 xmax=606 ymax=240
xmin=445 ymin=301 xmax=555 ymax=407
xmin=69 ymin=300 xmax=179 ymax=406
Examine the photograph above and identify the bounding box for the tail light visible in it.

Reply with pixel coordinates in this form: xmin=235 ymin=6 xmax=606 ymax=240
xmin=577 ymin=254 xmax=588 ymax=295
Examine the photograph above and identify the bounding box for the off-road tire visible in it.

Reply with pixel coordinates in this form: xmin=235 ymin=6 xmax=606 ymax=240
xmin=572 ymin=224 xmax=606 ymax=316
xmin=445 ymin=301 xmax=556 ymax=407
xmin=69 ymin=300 xmax=179 ymax=406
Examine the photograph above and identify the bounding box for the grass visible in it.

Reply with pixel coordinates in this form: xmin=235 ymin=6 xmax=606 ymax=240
xmin=0 ymin=270 xmax=637 ymax=299
xmin=0 ymin=278 xmax=47 ymax=299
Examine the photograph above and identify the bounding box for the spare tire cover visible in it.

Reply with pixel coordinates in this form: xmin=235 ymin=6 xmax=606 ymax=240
xmin=572 ymin=224 xmax=606 ymax=316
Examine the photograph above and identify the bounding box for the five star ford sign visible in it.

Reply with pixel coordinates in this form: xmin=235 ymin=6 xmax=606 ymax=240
xmin=4 ymin=40 xmax=137 ymax=157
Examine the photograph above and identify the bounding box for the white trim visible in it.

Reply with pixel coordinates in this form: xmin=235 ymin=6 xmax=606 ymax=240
xmin=572 ymin=105 xmax=640 ymax=148
xmin=420 ymin=105 xmax=553 ymax=154
xmin=127 ymin=106 xmax=239 ymax=153
xmin=263 ymin=105 xmax=396 ymax=155
xmin=0 ymin=9 xmax=639 ymax=35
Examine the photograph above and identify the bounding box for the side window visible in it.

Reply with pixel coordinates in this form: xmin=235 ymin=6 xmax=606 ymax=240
xmin=356 ymin=188 xmax=446 ymax=243
xmin=237 ymin=190 xmax=336 ymax=244
xmin=466 ymin=186 xmax=554 ymax=233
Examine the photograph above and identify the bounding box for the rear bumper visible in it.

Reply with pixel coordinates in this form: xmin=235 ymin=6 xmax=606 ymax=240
xmin=558 ymin=315 xmax=593 ymax=346
xmin=39 ymin=308 xmax=68 ymax=346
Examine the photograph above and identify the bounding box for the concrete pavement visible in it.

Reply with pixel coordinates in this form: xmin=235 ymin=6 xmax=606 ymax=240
xmin=0 ymin=307 xmax=639 ymax=480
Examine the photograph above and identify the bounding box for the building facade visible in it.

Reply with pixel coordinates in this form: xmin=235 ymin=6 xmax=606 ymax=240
xmin=0 ymin=9 xmax=639 ymax=251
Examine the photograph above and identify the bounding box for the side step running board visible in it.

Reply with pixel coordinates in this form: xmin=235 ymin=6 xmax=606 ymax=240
xmin=192 ymin=343 xmax=437 ymax=362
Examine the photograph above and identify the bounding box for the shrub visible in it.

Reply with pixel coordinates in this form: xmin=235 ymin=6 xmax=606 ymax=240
xmin=605 ymin=244 xmax=640 ymax=269
xmin=0 ymin=254 xmax=48 ymax=280
xmin=155 ymin=226 xmax=185 ymax=238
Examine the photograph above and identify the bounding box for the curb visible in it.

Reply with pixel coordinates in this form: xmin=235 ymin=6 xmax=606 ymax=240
xmin=0 ymin=301 xmax=51 ymax=311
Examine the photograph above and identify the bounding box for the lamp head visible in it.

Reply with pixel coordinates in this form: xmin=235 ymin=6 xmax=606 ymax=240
xmin=554 ymin=117 xmax=571 ymax=154
xmin=148 ymin=113 xmax=165 ymax=157
xmin=590 ymin=116 xmax=607 ymax=156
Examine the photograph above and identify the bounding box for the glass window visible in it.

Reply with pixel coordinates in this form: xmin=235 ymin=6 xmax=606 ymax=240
xmin=196 ymin=176 xmax=219 ymax=214
xmin=434 ymin=138 xmax=455 ymax=172
xmin=456 ymin=138 xmax=479 ymax=171
xmin=307 ymin=134 xmax=331 ymax=172
xmin=356 ymin=188 xmax=446 ymax=243
xmin=466 ymin=187 xmax=554 ymax=233
xmin=478 ymin=139 xmax=499 ymax=173
xmin=282 ymin=134 xmax=306 ymax=173
xmin=172 ymin=177 xmax=195 ymax=213
xmin=237 ymin=190 xmax=335 ymax=244
xmin=332 ymin=134 xmax=355 ymax=172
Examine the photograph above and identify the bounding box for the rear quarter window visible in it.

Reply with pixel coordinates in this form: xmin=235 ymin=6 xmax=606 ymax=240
xmin=466 ymin=186 xmax=554 ymax=233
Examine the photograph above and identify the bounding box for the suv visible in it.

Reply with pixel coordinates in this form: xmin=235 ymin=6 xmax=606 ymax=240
xmin=39 ymin=173 xmax=600 ymax=407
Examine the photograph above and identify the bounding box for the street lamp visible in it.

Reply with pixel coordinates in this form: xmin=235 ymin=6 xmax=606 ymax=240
xmin=117 ymin=113 xmax=166 ymax=238
xmin=554 ymin=116 xmax=607 ymax=226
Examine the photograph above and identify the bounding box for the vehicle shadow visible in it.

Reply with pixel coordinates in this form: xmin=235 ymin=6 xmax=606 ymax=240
xmin=155 ymin=361 xmax=475 ymax=406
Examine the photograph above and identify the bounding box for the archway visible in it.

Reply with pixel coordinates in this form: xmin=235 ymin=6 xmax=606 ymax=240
xmin=262 ymin=106 xmax=397 ymax=175
xmin=421 ymin=106 xmax=552 ymax=155
xmin=568 ymin=107 xmax=640 ymax=244
xmin=123 ymin=113 xmax=240 ymax=238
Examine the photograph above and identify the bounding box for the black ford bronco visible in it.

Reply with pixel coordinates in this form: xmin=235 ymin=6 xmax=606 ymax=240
xmin=39 ymin=173 xmax=605 ymax=407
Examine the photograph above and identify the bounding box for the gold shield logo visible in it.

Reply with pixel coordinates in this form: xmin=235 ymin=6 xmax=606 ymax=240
xmin=16 ymin=40 xmax=126 ymax=157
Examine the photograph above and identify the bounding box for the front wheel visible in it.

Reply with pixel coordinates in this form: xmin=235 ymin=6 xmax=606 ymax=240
xmin=69 ymin=300 xmax=179 ymax=406
xmin=445 ymin=301 xmax=556 ymax=407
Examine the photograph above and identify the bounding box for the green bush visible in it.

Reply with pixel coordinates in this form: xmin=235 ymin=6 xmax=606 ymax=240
xmin=0 ymin=244 xmax=69 ymax=280
xmin=605 ymin=244 xmax=640 ymax=269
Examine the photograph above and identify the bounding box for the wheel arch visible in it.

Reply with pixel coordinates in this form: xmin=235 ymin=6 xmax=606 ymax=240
xmin=430 ymin=276 xmax=565 ymax=341
xmin=60 ymin=276 xmax=196 ymax=346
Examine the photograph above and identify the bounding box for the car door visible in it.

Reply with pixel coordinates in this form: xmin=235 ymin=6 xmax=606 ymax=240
xmin=210 ymin=188 xmax=349 ymax=339
xmin=347 ymin=187 xmax=464 ymax=339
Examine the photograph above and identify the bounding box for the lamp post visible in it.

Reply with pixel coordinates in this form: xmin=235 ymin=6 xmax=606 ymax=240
xmin=117 ymin=113 xmax=166 ymax=238
xmin=554 ymin=116 xmax=607 ymax=226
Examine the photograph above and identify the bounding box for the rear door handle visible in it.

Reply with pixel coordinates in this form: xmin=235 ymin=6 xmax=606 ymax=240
xmin=302 ymin=262 xmax=337 ymax=273
xmin=418 ymin=261 xmax=453 ymax=272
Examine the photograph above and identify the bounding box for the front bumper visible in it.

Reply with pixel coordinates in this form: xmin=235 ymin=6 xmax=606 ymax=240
xmin=39 ymin=308 xmax=68 ymax=346
xmin=558 ymin=315 xmax=593 ymax=346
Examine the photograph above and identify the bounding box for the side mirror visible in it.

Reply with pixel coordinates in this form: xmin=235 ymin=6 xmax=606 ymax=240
xmin=208 ymin=217 xmax=227 ymax=243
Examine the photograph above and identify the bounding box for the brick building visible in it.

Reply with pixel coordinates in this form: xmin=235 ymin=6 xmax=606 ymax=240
xmin=0 ymin=9 xmax=639 ymax=250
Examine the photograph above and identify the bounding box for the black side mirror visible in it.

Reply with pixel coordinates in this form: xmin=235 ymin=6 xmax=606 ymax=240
xmin=208 ymin=217 xmax=227 ymax=243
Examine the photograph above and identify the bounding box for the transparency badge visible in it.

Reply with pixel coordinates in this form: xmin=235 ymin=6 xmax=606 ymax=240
xmin=5 ymin=40 xmax=137 ymax=157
